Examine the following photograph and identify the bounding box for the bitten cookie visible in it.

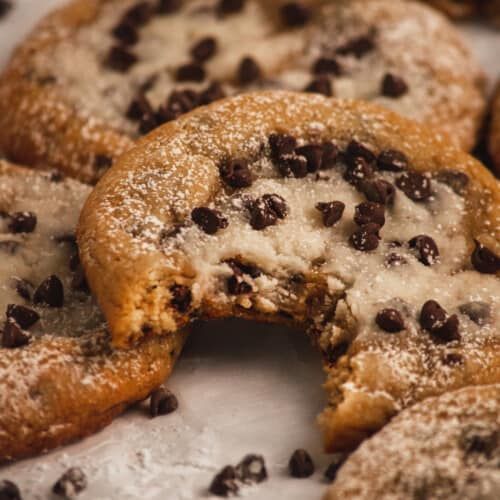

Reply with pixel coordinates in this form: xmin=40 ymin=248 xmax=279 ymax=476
xmin=78 ymin=91 xmax=500 ymax=452
xmin=490 ymin=82 xmax=500 ymax=175
xmin=0 ymin=0 xmax=485 ymax=183
xmin=0 ymin=161 xmax=186 ymax=462
xmin=326 ymin=385 xmax=500 ymax=500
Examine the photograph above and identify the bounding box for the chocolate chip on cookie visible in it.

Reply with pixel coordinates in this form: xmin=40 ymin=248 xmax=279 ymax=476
xmin=324 ymin=454 xmax=348 ymax=482
xmin=295 ymin=145 xmax=323 ymax=173
xmin=471 ymin=240 xmax=500 ymax=274
xmin=0 ymin=1 xmax=12 ymax=20
xmin=124 ymin=2 xmax=154 ymax=26
xmin=289 ymin=449 xmax=315 ymax=478
xmin=249 ymin=194 xmax=288 ymax=230
xmin=157 ymin=0 xmax=182 ymax=15
xmin=376 ymin=308 xmax=405 ymax=333
xmin=149 ymin=387 xmax=179 ymax=417
xmin=381 ymin=73 xmax=409 ymax=98
xmin=220 ymin=159 xmax=253 ymax=188
xmin=281 ymin=2 xmax=311 ymax=27
xmin=209 ymin=465 xmax=239 ymax=497
xmin=238 ymin=56 xmax=261 ymax=85
xmin=420 ymin=300 xmax=460 ymax=343
xmin=106 ymin=46 xmax=138 ymax=72
xmin=409 ymin=235 xmax=439 ymax=266
xmin=192 ymin=207 xmax=228 ymax=234
xmin=176 ymin=62 xmax=206 ymax=82
xmin=377 ymin=149 xmax=408 ymax=172
xmin=336 ymin=33 xmax=375 ymax=58
xmin=459 ymin=427 xmax=498 ymax=459
xmin=33 ymin=275 xmax=64 ymax=308
xmin=305 ymin=76 xmax=333 ymax=97
xmin=127 ymin=93 xmax=154 ymax=121
xmin=217 ymin=0 xmax=245 ymax=16
xmin=198 ymin=81 xmax=226 ymax=105
xmin=170 ymin=284 xmax=192 ymax=312
xmin=432 ymin=314 xmax=461 ymax=343
xmin=52 ymin=467 xmax=87 ymax=499
xmin=8 ymin=212 xmax=37 ymax=234
xmin=359 ymin=179 xmax=395 ymax=205
xmin=269 ymin=133 xmax=297 ymax=159
xmin=276 ymin=153 xmax=308 ymax=178
xmin=112 ymin=21 xmax=139 ymax=46
xmin=235 ymin=454 xmax=268 ymax=484
xmin=313 ymin=57 xmax=342 ymax=76
xmin=6 ymin=304 xmax=40 ymax=330
xmin=344 ymin=158 xmax=375 ymax=186
xmin=191 ymin=36 xmax=217 ymax=63
xmin=435 ymin=170 xmax=469 ymax=195
xmin=316 ymin=201 xmax=345 ymax=227
xmin=0 ymin=480 xmax=21 ymax=500
xmin=396 ymin=171 xmax=432 ymax=202
xmin=354 ymin=202 xmax=385 ymax=227
xmin=1 ymin=318 xmax=30 ymax=349
xmin=350 ymin=223 xmax=381 ymax=252
xmin=14 ymin=278 xmax=33 ymax=301
xmin=345 ymin=140 xmax=376 ymax=165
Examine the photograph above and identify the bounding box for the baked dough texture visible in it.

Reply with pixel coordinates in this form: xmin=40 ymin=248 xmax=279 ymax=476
xmin=78 ymin=91 xmax=500 ymax=451
xmin=0 ymin=161 xmax=186 ymax=463
xmin=326 ymin=385 xmax=500 ymax=500
xmin=0 ymin=0 xmax=485 ymax=183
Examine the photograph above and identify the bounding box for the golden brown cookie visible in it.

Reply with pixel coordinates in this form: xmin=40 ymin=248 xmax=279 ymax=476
xmin=78 ymin=91 xmax=500 ymax=452
xmin=0 ymin=0 xmax=485 ymax=183
xmin=326 ymin=385 xmax=500 ymax=500
xmin=0 ymin=161 xmax=186 ymax=463
xmin=490 ymin=82 xmax=500 ymax=175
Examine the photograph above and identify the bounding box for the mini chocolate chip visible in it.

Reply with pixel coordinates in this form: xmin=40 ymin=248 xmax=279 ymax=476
xmin=432 ymin=314 xmax=461 ymax=343
xmin=354 ymin=202 xmax=385 ymax=227
xmin=1 ymin=318 xmax=30 ymax=348
xmin=460 ymin=427 xmax=498 ymax=459
xmin=6 ymin=304 xmax=39 ymax=330
xmin=459 ymin=301 xmax=491 ymax=326
xmin=324 ymin=454 xmax=348 ymax=482
xmin=94 ymin=154 xmax=113 ymax=171
xmin=191 ymin=36 xmax=217 ymax=62
xmin=124 ymin=2 xmax=154 ymax=26
xmin=220 ymin=159 xmax=252 ymax=188
xmin=105 ymin=45 xmax=138 ymax=72
xmin=159 ymin=89 xmax=198 ymax=121
xmin=0 ymin=480 xmax=21 ymax=500
xmin=139 ymin=113 xmax=159 ymax=135
xmin=33 ymin=275 xmax=64 ymax=308
xmin=0 ymin=1 xmax=12 ymax=19
xmin=176 ymin=62 xmax=205 ymax=82
xmin=127 ymin=93 xmax=154 ymax=121
xmin=442 ymin=352 xmax=463 ymax=365
xmin=227 ymin=275 xmax=252 ymax=295
xmin=50 ymin=170 xmax=65 ymax=183
xmin=304 ymin=76 xmax=332 ymax=97
xmin=377 ymin=149 xmax=408 ymax=172
xmin=8 ymin=212 xmax=37 ymax=234
xmin=350 ymin=223 xmax=380 ymax=252
xmin=344 ymin=157 xmax=374 ymax=186
xmin=238 ymin=56 xmax=261 ymax=85
xmin=315 ymin=201 xmax=345 ymax=227
xmin=192 ymin=207 xmax=228 ymax=234
xmin=249 ymin=194 xmax=288 ymax=230
xmin=149 ymin=387 xmax=178 ymax=417
xmin=289 ymin=449 xmax=315 ymax=478
xmin=471 ymin=240 xmax=500 ymax=274
xmin=296 ymin=145 xmax=323 ymax=173
xmin=313 ymin=57 xmax=342 ymax=76
xmin=226 ymin=259 xmax=262 ymax=279
xmin=359 ymin=179 xmax=395 ymax=205
xmin=376 ymin=308 xmax=405 ymax=333
xmin=281 ymin=2 xmax=311 ymax=27
xmin=277 ymin=153 xmax=308 ymax=178
xmin=420 ymin=300 xmax=447 ymax=332
xmin=209 ymin=465 xmax=239 ymax=497
xmin=52 ymin=467 xmax=87 ymax=499
xmin=157 ymin=0 xmax=182 ymax=14
xmin=269 ymin=134 xmax=297 ymax=159
xmin=217 ymin=0 xmax=245 ymax=16
xmin=112 ymin=21 xmax=139 ymax=45
xmin=198 ymin=81 xmax=226 ymax=105
xmin=14 ymin=278 xmax=33 ymax=301
xmin=409 ymin=235 xmax=439 ymax=266
xmin=396 ymin=171 xmax=432 ymax=202
xmin=435 ymin=170 xmax=469 ymax=195
xmin=0 ymin=241 xmax=20 ymax=255
xmin=345 ymin=140 xmax=376 ymax=165
xmin=381 ymin=73 xmax=408 ymax=98
xmin=336 ymin=34 xmax=375 ymax=58
xmin=170 ymin=284 xmax=192 ymax=312
xmin=235 ymin=454 xmax=268 ymax=484
xmin=321 ymin=142 xmax=339 ymax=169
xmin=385 ymin=253 xmax=407 ymax=268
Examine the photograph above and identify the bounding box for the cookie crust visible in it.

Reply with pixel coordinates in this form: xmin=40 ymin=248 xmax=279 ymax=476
xmin=0 ymin=0 xmax=486 ymax=182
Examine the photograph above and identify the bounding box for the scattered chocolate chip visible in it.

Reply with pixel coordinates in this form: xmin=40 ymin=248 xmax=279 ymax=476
xmin=157 ymin=0 xmax=182 ymax=14
xmin=289 ymin=449 xmax=315 ymax=478
xmin=324 ymin=454 xmax=348 ymax=482
xmin=170 ymin=284 xmax=192 ymax=312
xmin=6 ymin=304 xmax=39 ymax=330
xmin=209 ymin=465 xmax=239 ymax=497
xmin=376 ymin=308 xmax=405 ymax=333
xmin=345 ymin=140 xmax=376 ymax=165
xmin=381 ymin=73 xmax=408 ymax=98
xmin=33 ymin=275 xmax=64 ymax=308
xmin=124 ymin=2 xmax=154 ymax=26
xmin=281 ymin=2 xmax=311 ymax=27
xmin=52 ymin=467 xmax=87 ymax=499
xmin=460 ymin=427 xmax=498 ymax=459
xmin=377 ymin=149 xmax=408 ymax=172
xmin=94 ymin=154 xmax=113 ymax=172
xmin=105 ymin=46 xmax=137 ymax=72
xmin=359 ymin=179 xmax=395 ymax=205
xmin=249 ymin=194 xmax=288 ymax=230
xmin=320 ymin=142 xmax=339 ymax=169
xmin=235 ymin=454 xmax=268 ymax=484
xmin=1 ymin=318 xmax=30 ymax=348
xmin=385 ymin=253 xmax=407 ymax=268
xmin=435 ymin=170 xmax=469 ymax=195
xmin=226 ymin=259 xmax=262 ymax=279
xmin=304 ymin=76 xmax=332 ymax=96
xmin=0 ymin=240 xmax=20 ymax=255
xmin=220 ymin=159 xmax=252 ymax=188
xmin=161 ymin=89 xmax=198 ymax=119
xmin=14 ymin=278 xmax=33 ymax=301
xmin=191 ymin=207 xmax=228 ymax=234
xmin=315 ymin=201 xmax=345 ymax=227
xmin=238 ymin=56 xmax=261 ymax=85
xmin=269 ymin=134 xmax=297 ymax=159
xmin=217 ymin=0 xmax=245 ymax=16
xmin=0 ymin=1 xmax=12 ymax=20
xmin=344 ymin=157 xmax=374 ymax=186
xmin=459 ymin=301 xmax=491 ymax=326
xmin=276 ymin=153 xmax=308 ymax=178
xmin=432 ymin=314 xmax=460 ymax=343
xmin=296 ymin=145 xmax=323 ymax=173
xmin=354 ymin=202 xmax=385 ymax=227
xmin=8 ymin=212 xmax=37 ymax=234
xmin=198 ymin=81 xmax=226 ymax=105
xmin=442 ymin=351 xmax=463 ymax=366
xmin=176 ymin=62 xmax=205 ymax=82
xmin=127 ymin=93 xmax=154 ymax=121
xmin=0 ymin=480 xmax=21 ymax=500
xmin=350 ymin=223 xmax=380 ymax=252
xmin=313 ymin=57 xmax=342 ymax=76
xmin=420 ymin=300 xmax=447 ymax=332
xmin=191 ymin=36 xmax=217 ymax=62
xmin=48 ymin=170 xmax=64 ymax=183
xmin=409 ymin=235 xmax=439 ymax=266
xmin=149 ymin=387 xmax=179 ymax=417
xmin=112 ymin=21 xmax=139 ymax=45
xmin=471 ymin=240 xmax=500 ymax=274
xmin=336 ymin=34 xmax=375 ymax=58
xmin=396 ymin=171 xmax=432 ymax=202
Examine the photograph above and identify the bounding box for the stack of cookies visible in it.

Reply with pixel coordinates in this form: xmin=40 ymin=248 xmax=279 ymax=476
xmin=0 ymin=1 xmax=498 ymax=499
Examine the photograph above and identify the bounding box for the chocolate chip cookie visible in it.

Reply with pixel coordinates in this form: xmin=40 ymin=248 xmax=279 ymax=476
xmin=78 ymin=91 xmax=500 ymax=452
xmin=0 ymin=0 xmax=485 ymax=183
xmin=0 ymin=160 xmax=186 ymax=462
xmin=326 ymin=385 xmax=500 ymax=500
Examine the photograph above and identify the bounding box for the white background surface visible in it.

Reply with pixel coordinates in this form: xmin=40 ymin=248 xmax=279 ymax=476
xmin=0 ymin=2 xmax=499 ymax=499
